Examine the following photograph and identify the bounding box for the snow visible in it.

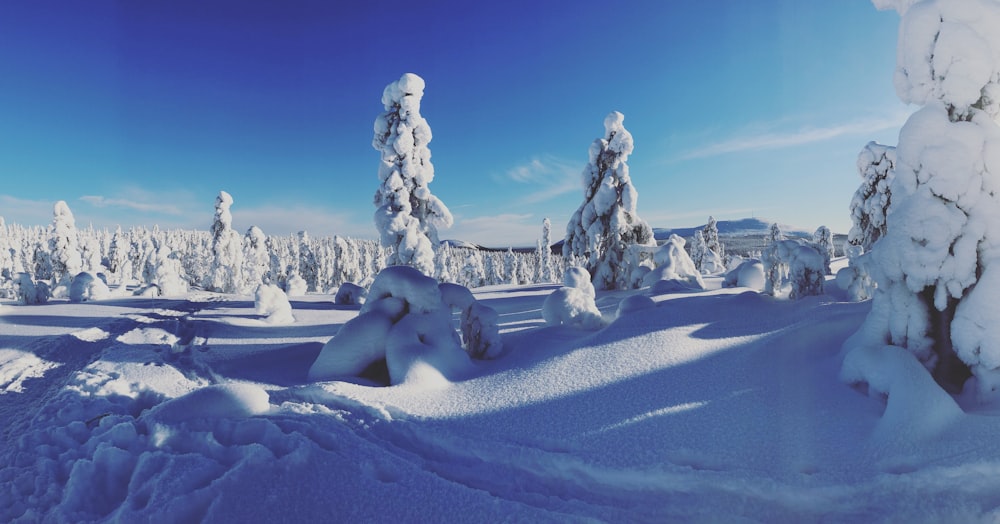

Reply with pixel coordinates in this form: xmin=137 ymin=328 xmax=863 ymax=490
xmin=69 ymin=271 xmax=111 ymax=302
xmin=4 ymin=274 xmax=1000 ymax=521
xmin=253 ymin=283 xmax=294 ymax=325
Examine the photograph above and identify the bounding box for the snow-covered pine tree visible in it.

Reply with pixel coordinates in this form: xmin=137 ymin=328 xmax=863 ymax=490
xmin=690 ymin=230 xmax=708 ymax=272
xmin=298 ymin=231 xmax=318 ymax=292
xmin=206 ymin=191 xmax=244 ymax=294
xmin=848 ymin=141 xmax=896 ymax=252
xmin=504 ymin=248 xmax=519 ymax=285
xmin=372 ymin=73 xmax=453 ymax=276
xmin=812 ymin=225 xmax=834 ymax=275
xmin=48 ymin=200 xmax=83 ymax=288
xmin=538 ymin=218 xmax=553 ymax=283
xmin=767 ymin=222 xmax=784 ymax=246
xmin=848 ymin=0 xmax=1000 ymax=394
xmin=242 ymin=226 xmax=270 ymax=290
xmin=703 ymin=216 xmax=724 ymax=260
xmin=563 ymin=112 xmax=655 ymax=290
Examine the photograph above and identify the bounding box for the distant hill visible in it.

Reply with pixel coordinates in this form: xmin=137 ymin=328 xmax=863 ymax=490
xmin=652 ymin=217 xmax=812 ymax=242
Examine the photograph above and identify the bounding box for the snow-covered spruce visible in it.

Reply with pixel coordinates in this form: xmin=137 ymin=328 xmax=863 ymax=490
xmin=703 ymin=216 xmax=725 ymax=262
xmin=847 ymin=0 xmax=1000 ymax=396
xmin=15 ymin=272 xmax=49 ymax=305
xmin=537 ymin=218 xmax=554 ymax=283
xmin=813 ymin=226 xmax=834 ymax=275
xmin=372 ymin=73 xmax=453 ymax=276
xmin=309 ymin=266 xmax=500 ymax=385
xmin=254 ymin=283 xmax=294 ymax=324
xmin=206 ymin=191 xmax=244 ymax=294
xmin=849 ymin=142 xmax=896 ymax=252
xmin=641 ymin=234 xmax=705 ymax=292
xmin=563 ymin=112 xmax=655 ymax=290
xmin=542 ymin=267 xmax=603 ymax=329
xmin=48 ymin=201 xmax=83 ymax=296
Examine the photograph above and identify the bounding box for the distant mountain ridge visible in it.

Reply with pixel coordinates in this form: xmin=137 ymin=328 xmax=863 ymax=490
xmin=652 ymin=217 xmax=813 ymax=242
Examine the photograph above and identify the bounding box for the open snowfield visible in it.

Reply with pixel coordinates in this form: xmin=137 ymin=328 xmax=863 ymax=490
xmin=3 ymin=258 xmax=1000 ymax=523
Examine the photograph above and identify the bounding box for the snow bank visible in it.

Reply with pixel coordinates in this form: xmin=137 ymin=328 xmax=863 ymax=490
xmin=724 ymin=260 xmax=765 ymax=292
xmin=144 ymin=384 xmax=271 ymax=425
xmin=254 ymin=283 xmax=294 ymax=325
xmin=615 ymin=294 xmax=655 ymax=316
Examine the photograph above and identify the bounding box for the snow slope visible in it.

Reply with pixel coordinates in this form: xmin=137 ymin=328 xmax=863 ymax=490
xmin=3 ymin=261 xmax=1000 ymax=522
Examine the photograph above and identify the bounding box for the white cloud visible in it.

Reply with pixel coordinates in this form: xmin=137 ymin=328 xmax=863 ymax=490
xmin=501 ymin=155 xmax=582 ymax=205
xmin=445 ymin=213 xmax=542 ymax=248
xmin=232 ymin=204 xmax=374 ymax=239
xmin=680 ymin=111 xmax=908 ymax=160
xmin=0 ymin=195 xmax=57 ymax=226
xmin=80 ymin=195 xmax=185 ymax=216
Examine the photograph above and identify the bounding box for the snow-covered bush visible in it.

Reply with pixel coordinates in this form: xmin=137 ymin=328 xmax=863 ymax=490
xmin=846 ymin=0 xmax=1000 ymax=396
xmin=837 ymin=244 xmax=875 ymax=302
xmin=849 ymin=142 xmax=896 ymax=252
xmin=15 ymin=272 xmax=49 ymax=305
xmin=703 ymin=216 xmax=725 ymax=261
xmin=254 ymin=283 xmax=294 ymax=325
xmin=542 ymin=267 xmax=603 ymax=329
xmin=150 ymin=246 xmax=188 ymax=296
xmin=641 ymin=234 xmax=705 ymax=291
xmin=563 ymin=112 xmax=655 ymax=290
xmin=764 ymin=240 xmax=825 ymax=299
xmin=372 ymin=73 xmax=453 ymax=276
xmin=724 ymin=260 xmax=766 ymax=292
xmin=68 ymin=272 xmax=110 ymax=302
xmin=334 ymin=282 xmax=367 ymax=306
xmin=690 ymin=230 xmax=708 ymax=272
xmin=242 ymin=226 xmax=270 ymax=290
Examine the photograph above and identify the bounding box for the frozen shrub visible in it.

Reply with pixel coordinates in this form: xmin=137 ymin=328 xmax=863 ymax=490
xmin=542 ymin=266 xmax=603 ymax=329
xmin=69 ymin=272 xmax=110 ymax=302
xmin=641 ymin=234 xmax=704 ymax=291
xmin=15 ymin=273 xmax=49 ymax=305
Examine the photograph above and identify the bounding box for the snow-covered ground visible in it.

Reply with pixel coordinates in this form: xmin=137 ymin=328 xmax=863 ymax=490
xmin=3 ymin=258 xmax=1000 ymax=522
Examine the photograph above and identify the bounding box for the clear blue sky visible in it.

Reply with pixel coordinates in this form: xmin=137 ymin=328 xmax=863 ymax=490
xmin=0 ymin=0 xmax=905 ymax=247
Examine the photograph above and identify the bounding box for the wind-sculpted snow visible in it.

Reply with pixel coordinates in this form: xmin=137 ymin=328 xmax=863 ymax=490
xmin=7 ymin=267 xmax=1000 ymax=521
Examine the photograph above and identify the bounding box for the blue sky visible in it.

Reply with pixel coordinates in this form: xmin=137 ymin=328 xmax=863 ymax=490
xmin=0 ymin=0 xmax=905 ymax=247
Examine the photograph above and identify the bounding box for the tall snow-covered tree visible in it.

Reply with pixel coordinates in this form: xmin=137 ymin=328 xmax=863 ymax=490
xmin=849 ymin=141 xmax=896 ymax=252
xmin=242 ymin=226 xmax=270 ymax=290
xmin=812 ymin=226 xmax=834 ymax=275
xmin=537 ymin=217 xmax=554 ymax=283
xmin=372 ymin=73 xmax=453 ymax=276
xmin=563 ymin=112 xmax=655 ymax=290
xmin=703 ymin=216 xmax=724 ymax=260
xmin=690 ymin=230 xmax=708 ymax=272
xmin=848 ymin=0 xmax=1000 ymax=394
xmin=298 ymin=231 xmax=318 ymax=292
xmin=48 ymin=201 xmax=82 ymax=287
xmin=206 ymin=191 xmax=244 ymax=294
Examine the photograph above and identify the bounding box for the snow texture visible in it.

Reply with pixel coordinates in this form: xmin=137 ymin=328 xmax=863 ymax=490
xmin=334 ymin=282 xmax=367 ymax=306
xmin=372 ymin=73 xmax=453 ymax=276
xmin=563 ymin=112 xmax=655 ymax=290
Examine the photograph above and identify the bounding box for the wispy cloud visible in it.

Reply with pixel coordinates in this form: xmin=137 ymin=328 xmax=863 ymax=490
xmin=500 ymin=155 xmax=582 ymax=205
xmin=80 ymin=195 xmax=185 ymax=215
xmin=446 ymin=213 xmax=542 ymax=248
xmin=679 ymin=112 xmax=908 ymax=160
xmin=232 ymin=204 xmax=374 ymax=239
xmin=0 ymin=195 xmax=58 ymax=226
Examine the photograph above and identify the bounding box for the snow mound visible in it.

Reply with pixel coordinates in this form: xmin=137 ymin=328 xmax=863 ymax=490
xmin=143 ymin=384 xmax=271 ymax=425
xmin=724 ymin=260 xmax=765 ymax=291
xmin=542 ymin=267 xmax=603 ymax=329
xmin=69 ymin=272 xmax=110 ymax=302
xmin=642 ymin=234 xmax=705 ymax=291
xmin=616 ymin=294 xmax=655 ymax=316
xmin=334 ymin=282 xmax=367 ymax=306
xmin=254 ymin=283 xmax=294 ymax=325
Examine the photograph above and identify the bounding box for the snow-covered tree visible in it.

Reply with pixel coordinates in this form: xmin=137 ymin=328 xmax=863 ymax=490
xmin=847 ymin=0 xmax=1000 ymax=395
xmin=563 ymin=112 xmax=655 ymax=290
xmin=504 ymin=248 xmax=519 ymax=285
xmin=766 ymin=223 xmax=784 ymax=246
xmin=703 ymin=216 xmax=724 ymax=261
xmin=298 ymin=231 xmax=318 ymax=292
xmin=242 ymin=226 xmax=270 ymax=290
xmin=48 ymin=201 xmax=82 ymax=288
xmin=812 ymin=226 xmax=834 ymax=275
xmin=849 ymin=142 xmax=896 ymax=252
xmin=690 ymin=230 xmax=708 ymax=272
xmin=206 ymin=191 xmax=244 ymax=294
xmin=372 ymin=73 xmax=453 ymax=276
xmin=461 ymin=251 xmax=484 ymax=289
xmin=537 ymin=218 xmax=554 ymax=283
